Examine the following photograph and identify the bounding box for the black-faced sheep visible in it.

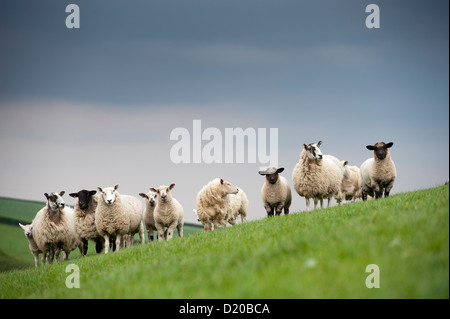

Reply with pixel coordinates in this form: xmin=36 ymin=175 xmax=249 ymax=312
xmin=359 ymin=142 xmax=397 ymax=200
xmin=259 ymin=167 xmax=291 ymax=217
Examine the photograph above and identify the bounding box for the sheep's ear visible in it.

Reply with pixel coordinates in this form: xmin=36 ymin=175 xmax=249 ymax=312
xmin=44 ymin=193 xmax=49 ymax=200
xmin=258 ymin=171 xmax=267 ymax=176
xmin=169 ymin=183 xmax=175 ymax=190
xmin=277 ymin=167 xmax=285 ymax=173
xmin=303 ymin=144 xmax=308 ymax=150
xmin=97 ymin=187 xmax=103 ymax=193
xmin=19 ymin=223 xmax=25 ymax=230
xmin=317 ymin=141 xmax=322 ymax=148
xmin=69 ymin=193 xmax=78 ymax=198
xmin=59 ymin=191 xmax=65 ymax=196
xmin=366 ymin=145 xmax=375 ymax=151
xmin=220 ymin=179 xmax=224 ymax=184
xmin=89 ymin=190 xmax=97 ymax=196
xmin=139 ymin=193 xmax=149 ymax=199
xmin=386 ymin=142 xmax=393 ymax=148
xmin=149 ymin=188 xmax=157 ymax=193
xmin=343 ymin=161 xmax=348 ymax=166
xmin=114 ymin=184 xmax=119 ymax=190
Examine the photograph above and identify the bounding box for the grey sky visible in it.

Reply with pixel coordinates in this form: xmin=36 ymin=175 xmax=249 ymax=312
xmin=0 ymin=0 xmax=448 ymax=224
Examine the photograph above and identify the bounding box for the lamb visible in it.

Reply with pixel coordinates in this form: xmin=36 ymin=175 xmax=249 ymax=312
xmin=359 ymin=142 xmax=397 ymax=200
xmin=139 ymin=189 xmax=158 ymax=242
xmin=150 ymin=184 xmax=184 ymax=241
xmin=95 ymin=185 xmax=145 ymax=253
xmin=195 ymin=178 xmax=239 ymax=231
xmin=258 ymin=167 xmax=292 ymax=217
xmin=19 ymin=223 xmax=43 ymax=267
xmin=292 ymin=141 xmax=346 ymax=210
xmin=226 ymin=187 xmax=249 ymax=225
xmin=69 ymin=189 xmax=104 ymax=255
xmin=335 ymin=162 xmax=362 ymax=204
xmin=31 ymin=192 xmax=81 ymax=264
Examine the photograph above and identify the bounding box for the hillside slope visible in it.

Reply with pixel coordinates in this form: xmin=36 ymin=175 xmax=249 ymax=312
xmin=0 ymin=185 xmax=448 ymax=298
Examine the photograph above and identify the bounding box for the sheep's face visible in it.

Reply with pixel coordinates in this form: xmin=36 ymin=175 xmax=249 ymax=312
xmin=220 ymin=179 xmax=239 ymax=196
xmin=303 ymin=141 xmax=323 ymax=161
xmin=19 ymin=223 xmax=33 ymax=238
xmin=366 ymin=142 xmax=393 ymax=160
xmin=69 ymin=189 xmax=97 ymax=210
xmin=44 ymin=191 xmax=65 ymax=210
xmin=98 ymin=185 xmax=119 ymax=206
xmin=151 ymin=184 xmax=175 ymax=203
xmin=259 ymin=167 xmax=284 ymax=184
xmin=139 ymin=190 xmax=158 ymax=207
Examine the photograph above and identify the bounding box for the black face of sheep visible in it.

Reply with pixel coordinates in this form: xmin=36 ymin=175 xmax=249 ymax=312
xmin=366 ymin=142 xmax=393 ymax=160
xmin=69 ymin=190 xmax=97 ymax=210
xmin=259 ymin=167 xmax=284 ymax=184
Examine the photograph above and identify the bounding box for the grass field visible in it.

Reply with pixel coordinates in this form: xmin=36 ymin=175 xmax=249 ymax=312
xmin=0 ymin=185 xmax=448 ymax=299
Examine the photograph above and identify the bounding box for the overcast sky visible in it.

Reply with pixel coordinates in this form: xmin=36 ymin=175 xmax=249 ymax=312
xmin=0 ymin=0 xmax=448 ymax=224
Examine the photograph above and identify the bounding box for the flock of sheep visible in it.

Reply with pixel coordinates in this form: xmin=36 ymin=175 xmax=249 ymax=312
xmin=19 ymin=140 xmax=396 ymax=267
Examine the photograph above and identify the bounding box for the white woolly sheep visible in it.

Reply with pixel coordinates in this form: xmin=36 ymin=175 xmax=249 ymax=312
xmin=19 ymin=223 xmax=43 ymax=267
xmin=359 ymin=142 xmax=397 ymax=200
xmin=150 ymin=184 xmax=184 ymax=241
xmin=259 ymin=167 xmax=292 ymax=217
xmin=195 ymin=178 xmax=239 ymax=231
xmin=226 ymin=187 xmax=249 ymax=225
xmin=335 ymin=163 xmax=362 ymax=204
xmin=292 ymin=141 xmax=346 ymax=210
xmin=31 ymin=191 xmax=81 ymax=264
xmin=69 ymin=189 xmax=104 ymax=255
xmin=139 ymin=189 xmax=158 ymax=242
xmin=95 ymin=185 xmax=145 ymax=254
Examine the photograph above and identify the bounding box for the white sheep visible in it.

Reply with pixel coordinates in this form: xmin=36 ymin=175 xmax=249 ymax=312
xmin=195 ymin=178 xmax=239 ymax=231
xmin=150 ymin=184 xmax=184 ymax=241
xmin=226 ymin=187 xmax=249 ymax=225
xmin=139 ymin=189 xmax=158 ymax=242
xmin=359 ymin=142 xmax=397 ymax=200
xmin=69 ymin=189 xmax=104 ymax=255
xmin=31 ymin=192 xmax=81 ymax=264
xmin=335 ymin=163 xmax=362 ymax=204
xmin=258 ymin=167 xmax=292 ymax=217
xmin=95 ymin=185 xmax=145 ymax=253
xmin=19 ymin=223 xmax=43 ymax=267
xmin=292 ymin=141 xmax=346 ymax=210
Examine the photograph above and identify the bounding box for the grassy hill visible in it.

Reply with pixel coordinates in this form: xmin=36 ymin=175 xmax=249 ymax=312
xmin=0 ymin=185 xmax=448 ymax=298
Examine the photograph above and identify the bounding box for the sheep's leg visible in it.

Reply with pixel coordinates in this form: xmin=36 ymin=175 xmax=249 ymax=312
xmin=104 ymin=234 xmax=110 ymax=254
xmin=305 ymin=198 xmax=310 ymax=211
xmin=319 ymin=198 xmax=324 ymax=209
xmin=155 ymin=224 xmax=165 ymax=241
xmin=41 ymin=252 xmax=46 ymax=266
xmin=33 ymin=253 xmax=39 ymax=267
xmin=63 ymin=251 xmax=70 ymax=261
xmin=362 ymin=191 xmax=368 ymax=201
xmin=327 ymin=197 xmax=332 ymax=208
xmin=264 ymin=202 xmax=274 ymax=217
xmin=284 ymin=206 xmax=289 ymax=215
xmin=147 ymin=225 xmax=154 ymax=242
xmin=115 ymin=234 xmax=122 ymax=251
xmin=241 ymin=213 xmax=248 ymax=222
xmin=275 ymin=203 xmax=284 ymax=216
xmin=139 ymin=223 xmax=145 ymax=244
xmin=82 ymin=238 xmax=88 ymax=256
xmin=95 ymin=237 xmax=103 ymax=253
xmin=166 ymin=222 xmax=178 ymax=240
xmin=313 ymin=198 xmax=319 ymax=210
xmin=385 ymin=180 xmax=395 ymax=197
xmin=177 ymin=223 xmax=184 ymax=238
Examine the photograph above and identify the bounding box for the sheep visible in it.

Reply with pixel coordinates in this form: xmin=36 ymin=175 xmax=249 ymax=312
xmin=69 ymin=189 xmax=104 ymax=256
xmin=95 ymin=185 xmax=145 ymax=253
xmin=226 ymin=187 xmax=249 ymax=225
xmin=139 ymin=189 xmax=158 ymax=242
xmin=359 ymin=142 xmax=397 ymax=200
xmin=292 ymin=141 xmax=346 ymax=210
xmin=195 ymin=178 xmax=239 ymax=231
xmin=150 ymin=184 xmax=184 ymax=241
xmin=19 ymin=223 xmax=43 ymax=267
xmin=335 ymin=162 xmax=362 ymax=204
xmin=258 ymin=167 xmax=292 ymax=217
xmin=31 ymin=191 xmax=81 ymax=264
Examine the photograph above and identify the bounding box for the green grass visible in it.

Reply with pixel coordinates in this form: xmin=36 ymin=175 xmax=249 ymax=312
xmin=0 ymin=186 xmax=448 ymax=298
